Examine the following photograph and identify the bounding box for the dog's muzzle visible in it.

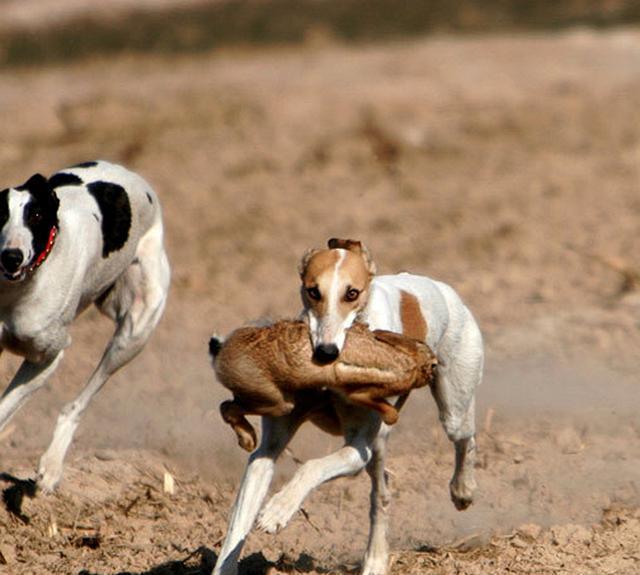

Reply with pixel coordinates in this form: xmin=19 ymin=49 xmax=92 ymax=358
xmin=0 ymin=249 xmax=25 ymax=280
xmin=313 ymin=343 xmax=340 ymax=365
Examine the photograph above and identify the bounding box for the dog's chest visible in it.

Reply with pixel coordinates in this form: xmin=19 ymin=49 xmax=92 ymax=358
xmin=0 ymin=325 xmax=35 ymax=356
xmin=0 ymin=315 xmax=66 ymax=361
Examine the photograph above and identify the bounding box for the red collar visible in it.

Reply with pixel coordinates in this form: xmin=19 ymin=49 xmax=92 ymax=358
xmin=28 ymin=226 xmax=57 ymax=273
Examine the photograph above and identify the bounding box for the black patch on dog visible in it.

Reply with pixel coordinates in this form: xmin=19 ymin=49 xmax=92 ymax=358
xmin=87 ymin=181 xmax=132 ymax=258
xmin=70 ymin=161 xmax=98 ymax=169
xmin=0 ymin=189 xmax=9 ymax=230
xmin=146 ymin=192 xmax=153 ymax=204
xmin=16 ymin=174 xmax=60 ymax=259
xmin=15 ymin=173 xmax=48 ymax=195
xmin=49 ymin=172 xmax=83 ymax=190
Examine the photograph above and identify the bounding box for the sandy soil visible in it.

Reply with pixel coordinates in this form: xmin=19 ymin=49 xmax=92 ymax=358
xmin=1 ymin=28 xmax=640 ymax=574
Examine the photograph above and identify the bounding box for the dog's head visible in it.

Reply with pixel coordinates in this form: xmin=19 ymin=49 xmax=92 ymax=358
xmin=299 ymin=238 xmax=376 ymax=364
xmin=0 ymin=173 xmax=59 ymax=282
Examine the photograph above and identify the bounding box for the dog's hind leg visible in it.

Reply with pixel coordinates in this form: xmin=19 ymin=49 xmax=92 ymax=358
xmin=214 ymin=414 xmax=302 ymax=575
xmin=431 ymin=320 xmax=483 ymax=511
xmin=0 ymin=353 xmax=64 ymax=435
xmin=361 ymin=426 xmax=391 ymax=575
xmin=37 ymin=223 xmax=169 ymax=492
xmin=450 ymin=411 xmax=477 ymax=510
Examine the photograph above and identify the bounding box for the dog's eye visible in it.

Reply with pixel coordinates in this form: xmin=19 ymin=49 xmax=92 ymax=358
xmin=306 ymin=286 xmax=321 ymax=301
xmin=26 ymin=206 xmax=43 ymax=225
xmin=345 ymin=288 xmax=360 ymax=302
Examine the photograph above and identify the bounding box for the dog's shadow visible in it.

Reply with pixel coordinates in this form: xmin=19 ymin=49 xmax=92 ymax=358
xmin=78 ymin=549 xmax=351 ymax=575
xmin=0 ymin=472 xmax=38 ymax=523
xmin=78 ymin=547 xmax=217 ymax=575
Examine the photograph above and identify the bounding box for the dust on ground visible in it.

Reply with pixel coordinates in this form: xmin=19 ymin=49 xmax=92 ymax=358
xmin=1 ymin=27 xmax=640 ymax=574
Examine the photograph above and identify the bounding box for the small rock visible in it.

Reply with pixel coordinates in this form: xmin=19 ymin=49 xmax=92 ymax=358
xmin=0 ymin=544 xmax=16 ymax=565
xmin=555 ymin=427 xmax=584 ymax=454
xmin=518 ymin=523 xmax=542 ymax=540
xmin=571 ymin=524 xmax=593 ymax=545
xmin=551 ymin=524 xmax=592 ymax=546
xmin=47 ymin=519 xmax=59 ymax=538
xmin=94 ymin=449 xmax=117 ymax=461
xmin=163 ymin=471 xmax=176 ymax=495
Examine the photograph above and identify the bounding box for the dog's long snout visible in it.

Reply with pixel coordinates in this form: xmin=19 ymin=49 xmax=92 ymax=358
xmin=313 ymin=343 xmax=340 ymax=365
xmin=1 ymin=249 xmax=24 ymax=273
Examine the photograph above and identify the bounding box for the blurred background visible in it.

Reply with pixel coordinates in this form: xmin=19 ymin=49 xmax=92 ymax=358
xmin=2 ymin=0 xmax=640 ymax=66
xmin=1 ymin=2 xmax=640 ymax=573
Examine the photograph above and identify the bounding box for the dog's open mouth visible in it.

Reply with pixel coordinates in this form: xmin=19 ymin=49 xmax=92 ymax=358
xmin=2 ymin=269 xmax=26 ymax=282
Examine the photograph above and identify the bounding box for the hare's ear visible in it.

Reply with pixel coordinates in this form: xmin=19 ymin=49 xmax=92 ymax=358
xmin=298 ymin=248 xmax=321 ymax=278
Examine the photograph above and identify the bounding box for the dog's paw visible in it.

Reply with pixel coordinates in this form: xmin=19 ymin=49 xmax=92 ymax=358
xmin=257 ymin=492 xmax=300 ymax=534
xmin=361 ymin=550 xmax=389 ymax=575
xmin=450 ymin=476 xmax=476 ymax=511
xmin=36 ymin=458 xmax=63 ymax=494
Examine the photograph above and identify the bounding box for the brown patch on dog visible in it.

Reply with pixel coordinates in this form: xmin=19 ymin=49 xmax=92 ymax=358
xmin=400 ymin=290 xmax=427 ymax=341
xmin=327 ymin=238 xmax=377 ymax=277
xmin=300 ymin=247 xmax=373 ymax=327
xmin=301 ymin=249 xmax=341 ymax=285
xmin=299 ymin=248 xmax=340 ymax=317
xmin=298 ymin=247 xmax=325 ymax=278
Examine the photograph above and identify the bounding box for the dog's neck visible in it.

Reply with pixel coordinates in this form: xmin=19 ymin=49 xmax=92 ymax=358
xmin=27 ymin=225 xmax=58 ymax=274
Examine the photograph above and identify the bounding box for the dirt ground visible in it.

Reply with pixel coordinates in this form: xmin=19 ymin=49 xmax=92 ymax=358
xmin=1 ymin=28 xmax=640 ymax=574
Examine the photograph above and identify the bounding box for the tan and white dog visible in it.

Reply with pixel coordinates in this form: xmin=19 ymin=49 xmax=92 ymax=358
xmin=214 ymin=238 xmax=483 ymax=575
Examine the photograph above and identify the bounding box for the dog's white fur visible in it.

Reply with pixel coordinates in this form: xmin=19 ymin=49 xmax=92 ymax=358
xmin=0 ymin=161 xmax=170 ymax=492
xmin=214 ymin=241 xmax=483 ymax=575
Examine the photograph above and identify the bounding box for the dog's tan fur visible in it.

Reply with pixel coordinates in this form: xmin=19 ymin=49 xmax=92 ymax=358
xmin=299 ymin=239 xmax=377 ymax=353
xmin=399 ymin=290 xmax=428 ymax=341
xmin=212 ymin=320 xmax=437 ymax=451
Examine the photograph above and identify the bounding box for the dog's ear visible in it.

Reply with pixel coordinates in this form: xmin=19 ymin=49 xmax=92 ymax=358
xmin=328 ymin=238 xmax=376 ymax=277
xmin=20 ymin=172 xmax=59 ymax=203
xmin=18 ymin=173 xmax=60 ymax=225
xmin=19 ymin=173 xmax=50 ymax=197
xmin=328 ymin=238 xmax=363 ymax=252
xmin=298 ymin=248 xmax=321 ymax=278
xmin=361 ymin=244 xmax=377 ymax=277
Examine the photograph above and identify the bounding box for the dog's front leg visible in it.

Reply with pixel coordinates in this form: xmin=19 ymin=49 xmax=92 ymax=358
xmin=258 ymin=421 xmax=375 ymax=535
xmin=214 ymin=414 xmax=301 ymax=575
xmin=0 ymin=352 xmax=64 ymax=434
xmin=38 ymin=269 xmax=168 ymax=493
xmin=362 ymin=427 xmax=391 ymax=575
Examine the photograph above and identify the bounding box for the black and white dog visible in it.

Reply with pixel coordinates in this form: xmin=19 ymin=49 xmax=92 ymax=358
xmin=0 ymin=160 xmax=170 ymax=492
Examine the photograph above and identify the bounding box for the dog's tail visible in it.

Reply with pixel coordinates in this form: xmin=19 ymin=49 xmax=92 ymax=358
xmin=209 ymin=335 xmax=224 ymax=361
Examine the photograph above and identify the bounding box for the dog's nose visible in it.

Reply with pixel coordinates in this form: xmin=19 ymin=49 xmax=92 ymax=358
xmin=313 ymin=343 xmax=340 ymax=365
xmin=1 ymin=249 xmax=24 ymax=272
